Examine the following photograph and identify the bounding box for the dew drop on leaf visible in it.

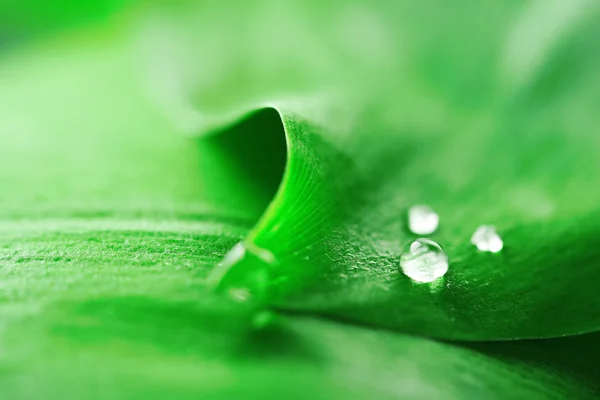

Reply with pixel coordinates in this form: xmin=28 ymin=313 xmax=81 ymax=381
xmin=209 ymin=241 xmax=275 ymax=302
xmin=400 ymin=238 xmax=448 ymax=283
xmin=408 ymin=204 xmax=439 ymax=235
xmin=471 ymin=225 xmax=503 ymax=253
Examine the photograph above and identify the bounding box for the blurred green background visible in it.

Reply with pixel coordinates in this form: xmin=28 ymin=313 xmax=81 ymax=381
xmin=0 ymin=0 xmax=126 ymax=49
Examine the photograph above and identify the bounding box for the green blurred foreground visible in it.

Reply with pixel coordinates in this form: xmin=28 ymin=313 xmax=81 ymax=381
xmin=1 ymin=1 xmax=600 ymax=399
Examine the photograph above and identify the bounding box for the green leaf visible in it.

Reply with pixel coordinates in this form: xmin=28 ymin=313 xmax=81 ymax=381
xmin=8 ymin=309 xmax=600 ymax=399
xmin=3 ymin=2 xmax=600 ymax=398
xmin=145 ymin=0 xmax=600 ymax=340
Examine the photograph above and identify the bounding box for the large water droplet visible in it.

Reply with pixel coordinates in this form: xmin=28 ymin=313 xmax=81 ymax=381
xmin=208 ymin=241 xmax=275 ymax=301
xmin=400 ymin=238 xmax=448 ymax=283
xmin=408 ymin=205 xmax=439 ymax=235
xmin=471 ymin=225 xmax=503 ymax=253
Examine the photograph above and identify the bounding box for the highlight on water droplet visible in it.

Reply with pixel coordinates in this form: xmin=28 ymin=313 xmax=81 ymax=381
xmin=228 ymin=287 xmax=252 ymax=302
xmin=408 ymin=204 xmax=439 ymax=235
xmin=400 ymin=238 xmax=448 ymax=283
xmin=471 ymin=225 xmax=503 ymax=253
xmin=208 ymin=241 xmax=275 ymax=302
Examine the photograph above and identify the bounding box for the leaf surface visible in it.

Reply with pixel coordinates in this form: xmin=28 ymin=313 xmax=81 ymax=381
xmin=2 ymin=3 xmax=600 ymax=399
xmin=143 ymin=0 xmax=600 ymax=340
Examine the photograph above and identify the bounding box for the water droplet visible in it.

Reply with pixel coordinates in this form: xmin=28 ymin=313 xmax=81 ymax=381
xmin=208 ymin=241 xmax=275 ymax=301
xmin=471 ymin=225 xmax=503 ymax=253
xmin=400 ymin=238 xmax=448 ymax=283
xmin=408 ymin=205 xmax=439 ymax=235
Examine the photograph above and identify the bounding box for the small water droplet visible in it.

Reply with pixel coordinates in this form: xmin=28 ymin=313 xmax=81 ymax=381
xmin=408 ymin=205 xmax=439 ymax=235
xmin=400 ymin=238 xmax=448 ymax=283
xmin=471 ymin=225 xmax=503 ymax=253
